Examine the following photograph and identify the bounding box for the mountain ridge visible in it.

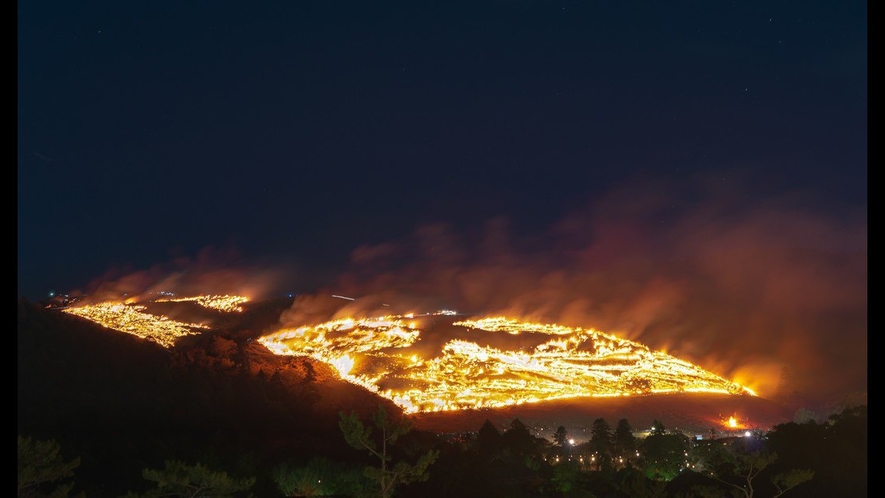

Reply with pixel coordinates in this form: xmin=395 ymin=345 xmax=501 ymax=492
xmin=17 ymin=296 xmax=796 ymax=495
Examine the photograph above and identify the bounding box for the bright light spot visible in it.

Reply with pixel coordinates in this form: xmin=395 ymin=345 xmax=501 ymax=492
xmin=332 ymin=355 xmax=354 ymax=377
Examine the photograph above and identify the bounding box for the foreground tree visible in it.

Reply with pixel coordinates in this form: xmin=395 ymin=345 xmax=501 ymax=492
xmin=122 ymin=460 xmax=255 ymax=497
xmin=339 ymin=405 xmax=439 ymax=498
xmin=612 ymin=418 xmax=638 ymax=468
xmin=694 ymin=437 xmax=813 ymax=498
xmin=553 ymin=425 xmax=570 ymax=459
xmin=765 ymin=404 xmax=866 ymax=497
xmin=501 ymin=418 xmax=543 ymax=460
xmin=588 ymin=418 xmax=614 ymax=471
xmin=272 ymin=456 xmax=372 ymax=497
xmin=18 ymin=435 xmax=82 ymax=498
xmin=637 ymin=423 xmax=690 ymax=481
xmin=650 ymin=419 xmax=666 ymax=436
xmin=473 ymin=419 xmax=503 ymax=459
xmin=613 ymin=465 xmax=668 ymax=498
xmin=549 ymin=459 xmax=592 ymax=497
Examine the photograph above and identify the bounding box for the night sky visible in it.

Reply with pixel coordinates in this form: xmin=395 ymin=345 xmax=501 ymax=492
xmin=18 ymin=1 xmax=866 ymax=412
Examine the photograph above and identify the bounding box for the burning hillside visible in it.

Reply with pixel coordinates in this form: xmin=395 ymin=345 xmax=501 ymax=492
xmin=60 ymin=294 xmax=757 ymax=417
xmin=258 ymin=312 xmax=754 ymax=414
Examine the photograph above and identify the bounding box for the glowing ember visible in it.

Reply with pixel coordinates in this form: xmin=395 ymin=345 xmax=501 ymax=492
xmin=258 ymin=313 xmax=757 ymax=414
xmin=62 ymin=302 xmax=211 ymax=347
xmin=154 ymin=294 xmax=249 ymax=312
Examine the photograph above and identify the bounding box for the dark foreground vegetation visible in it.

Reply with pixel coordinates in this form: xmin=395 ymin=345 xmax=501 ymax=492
xmin=18 ymin=300 xmax=867 ymax=497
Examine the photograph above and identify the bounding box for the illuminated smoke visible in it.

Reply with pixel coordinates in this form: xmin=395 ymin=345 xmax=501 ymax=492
xmin=74 ymin=245 xmax=293 ymax=304
xmin=58 ymin=168 xmax=865 ymax=414
xmin=296 ymin=170 xmax=866 ymax=411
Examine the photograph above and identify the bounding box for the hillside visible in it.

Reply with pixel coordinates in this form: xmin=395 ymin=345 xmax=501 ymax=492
xmin=17 ymin=298 xmax=396 ymax=496
xmin=17 ymin=296 xmax=796 ymax=495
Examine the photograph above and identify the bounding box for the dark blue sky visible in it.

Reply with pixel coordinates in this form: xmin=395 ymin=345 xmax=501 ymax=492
xmin=18 ymin=1 xmax=866 ymax=408
xmin=18 ymin=0 xmax=866 ymax=300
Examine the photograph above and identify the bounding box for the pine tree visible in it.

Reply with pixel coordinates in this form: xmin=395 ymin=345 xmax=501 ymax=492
xmin=18 ymin=435 xmax=81 ymax=498
xmin=552 ymin=425 xmax=572 ymax=461
xmin=339 ymin=405 xmax=439 ymax=498
xmin=613 ymin=418 xmax=638 ymax=467
xmin=122 ymin=460 xmax=255 ymax=497
xmin=473 ymin=419 xmax=502 ymax=458
xmin=589 ymin=418 xmax=614 ymax=470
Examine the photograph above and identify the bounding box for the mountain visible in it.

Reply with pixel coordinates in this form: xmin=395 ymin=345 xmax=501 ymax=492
xmin=17 ymin=296 xmax=795 ymax=495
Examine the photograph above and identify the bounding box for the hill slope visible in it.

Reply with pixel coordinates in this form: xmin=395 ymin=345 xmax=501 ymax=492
xmin=17 ymin=299 xmax=394 ymax=496
xmin=18 ymin=297 xmax=796 ymax=495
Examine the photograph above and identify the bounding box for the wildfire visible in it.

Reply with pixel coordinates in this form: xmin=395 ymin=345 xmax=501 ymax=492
xmin=721 ymin=414 xmax=752 ymax=430
xmin=62 ymin=302 xmax=210 ymax=348
xmin=259 ymin=313 xmax=757 ymax=414
xmin=58 ymin=296 xmax=758 ymax=415
xmin=154 ymin=294 xmax=249 ymax=312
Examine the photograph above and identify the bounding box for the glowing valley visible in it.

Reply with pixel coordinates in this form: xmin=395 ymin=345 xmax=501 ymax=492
xmin=60 ymin=294 xmax=756 ymax=417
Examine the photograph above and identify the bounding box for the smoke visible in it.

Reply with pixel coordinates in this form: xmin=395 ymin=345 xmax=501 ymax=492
xmin=289 ymin=168 xmax=866 ymax=410
xmin=71 ymin=166 xmax=864 ymax=412
xmin=75 ymin=245 xmax=295 ymax=304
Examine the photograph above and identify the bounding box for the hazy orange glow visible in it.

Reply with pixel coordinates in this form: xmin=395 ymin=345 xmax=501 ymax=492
xmin=721 ymin=414 xmax=753 ymax=430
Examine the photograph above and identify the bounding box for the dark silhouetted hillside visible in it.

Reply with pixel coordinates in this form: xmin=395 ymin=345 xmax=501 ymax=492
xmin=17 ymin=298 xmax=397 ymax=497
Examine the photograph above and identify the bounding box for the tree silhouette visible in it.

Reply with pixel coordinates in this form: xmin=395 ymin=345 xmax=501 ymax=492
xmin=637 ymin=427 xmax=689 ymax=481
xmin=650 ymin=419 xmax=666 ymax=436
xmin=122 ymin=460 xmax=255 ymax=497
xmin=18 ymin=435 xmax=82 ymax=498
xmin=272 ymin=456 xmax=371 ymax=497
xmin=613 ymin=465 xmax=668 ymax=498
xmin=613 ymin=418 xmax=638 ymax=468
xmin=339 ymin=405 xmax=439 ymax=498
xmin=549 ymin=459 xmax=585 ymax=495
xmin=588 ymin=418 xmax=614 ymax=471
xmin=553 ymin=425 xmax=570 ymax=458
xmin=501 ymin=418 xmax=541 ymax=459
xmin=473 ymin=419 xmax=503 ymax=459
xmin=694 ymin=438 xmax=813 ymax=498
xmin=765 ymin=404 xmax=866 ymax=497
